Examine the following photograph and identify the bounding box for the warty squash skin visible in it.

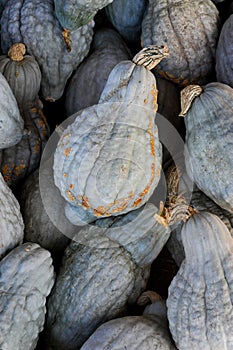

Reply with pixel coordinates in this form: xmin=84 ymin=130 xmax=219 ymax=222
xmin=81 ymin=298 xmax=177 ymax=350
xmin=0 ymin=97 xmax=50 ymax=189
xmin=141 ymin=0 xmax=219 ymax=86
xmin=1 ymin=0 xmax=93 ymax=101
xmin=105 ymin=0 xmax=147 ymax=43
xmin=54 ymin=0 xmax=113 ymax=30
xmin=216 ymin=14 xmax=233 ymax=87
xmin=65 ymin=27 xmax=132 ymax=116
xmin=45 ymin=240 xmax=150 ymax=349
xmin=44 ymin=203 xmax=170 ymax=349
xmin=0 ymin=72 xmax=24 ymax=149
xmin=0 ymin=171 xmax=24 ymax=260
xmin=0 ymin=242 xmax=55 ymax=350
xmin=167 ymin=211 xmax=233 ymax=350
xmin=181 ymin=83 xmax=233 ymax=214
xmin=0 ymin=43 xmax=41 ymax=108
xmin=54 ymin=46 xmax=169 ymax=224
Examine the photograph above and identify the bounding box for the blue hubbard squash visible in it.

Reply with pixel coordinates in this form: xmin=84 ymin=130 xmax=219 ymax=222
xmin=141 ymin=0 xmax=219 ymax=86
xmin=65 ymin=27 xmax=132 ymax=116
xmin=105 ymin=0 xmax=147 ymax=43
xmin=53 ymin=45 xmax=169 ymax=224
xmin=1 ymin=0 xmax=93 ymax=101
xmin=54 ymin=0 xmax=114 ymax=30
xmin=180 ymin=83 xmax=233 ymax=214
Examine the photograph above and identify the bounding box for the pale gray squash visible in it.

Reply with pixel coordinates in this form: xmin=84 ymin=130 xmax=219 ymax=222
xmin=54 ymin=46 xmax=169 ymax=224
xmin=181 ymin=83 xmax=233 ymax=213
xmin=0 ymin=242 xmax=55 ymax=350
xmin=0 ymin=72 xmax=24 ymax=149
xmin=0 ymin=171 xmax=24 ymax=260
xmin=167 ymin=211 xmax=233 ymax=350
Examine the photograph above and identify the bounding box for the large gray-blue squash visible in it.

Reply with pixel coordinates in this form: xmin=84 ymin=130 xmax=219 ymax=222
xmin=0 ymin=72 xmax=24 ymax=149
xmin=44 ymin=203 xmax=171 ymax=349
xmin=0 ymin=171 xmax=24 ymax=260
xmin=54 ymin=46 xmax=169 ymax=224
xmin=105 ymin=0 xmax=147 ymax=43
xmin=81 ymin=293 xmax=176 ymax=349
xmin=180 ymin=83 xmax=233 ymax=214
xmin=1 ymin=0 xmax=93 ymax=101
xmin=167 ymin=211 xmax=233 ymax=350
xmin=65 ymin=27 xmax=132 ymax=116
xmin=141 ymin=0 xmax=219 ymax=86
xmin=54 ymin=0 xmax=113 ymax=30
xmin=0 ymin=242 xmax=55 ymax=350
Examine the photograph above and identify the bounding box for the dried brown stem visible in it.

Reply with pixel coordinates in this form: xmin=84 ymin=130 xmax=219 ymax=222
xmin=8 ymin=43 xmax=26 ymax=62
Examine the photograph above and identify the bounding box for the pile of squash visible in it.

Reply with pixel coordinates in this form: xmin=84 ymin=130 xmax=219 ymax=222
xmin=0 ymin=0 xmax=233 ymax=349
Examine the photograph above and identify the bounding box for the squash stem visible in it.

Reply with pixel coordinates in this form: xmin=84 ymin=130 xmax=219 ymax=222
xmin=132 ymin=45 xmax=169 ymax=70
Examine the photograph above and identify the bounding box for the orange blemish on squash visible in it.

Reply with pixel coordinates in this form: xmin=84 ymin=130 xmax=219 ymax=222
xmin=147 ymin=116 xmax=155 ymax=156
xmin=151 ymin=84 xmax=158 ymax=112
xmin=31 ymin=107 xmax=37 ymax=113
xmin=139 ymin=163 xmax=155 ymax=198
xmin=66 ymin=190 xmax=75 ymax=202
xmin=59 ymin=133 xmax=71 ymax=148
xmin=69 ymin=184 xmax=74 ymax=190
xmin=33 ymin=140 xmax=40 ymax=155
xmin=64 ymin=147 xmax=71 ymax=156
xmin=82 ymin=196 xmax=90 ymax=209
xmin=144 ymin=98 xmax=148 ymax=104
xmin=64 ymin=173 xmax=68 ymax=178
xmin=15 ymin=163 xmax=26 ymax=176
xmin=132 ymin=198 xmax=142 ymax=207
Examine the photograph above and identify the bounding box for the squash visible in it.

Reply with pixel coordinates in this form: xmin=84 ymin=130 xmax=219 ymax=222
xmin=54 ymin=0 xmax=113 ymax=30
xmin=0 ymin=242 xmax=55 ymax=350
xmin=0 ymin=171 xmax=24 ymax=260
xmin=53 ymin=46 xmax=169 ymax=224
xmin=1 ymin=0 xmax=94 ymax=101
xmin=19 ymin=168 xmax=71 ymax=260
xmin=44 ymin=204 xmax=170 ymax=349
xmin=180 ymin=83 xmax=233 ymax=214
xmin=167 ymin=211 xmax=233 ymax=350
xmin=141 ymin=0 xmax=219 ymax=86
xmin=0 ymin=43 xmax=41 ymax=108
xmin=0 ymin=72 xmax=24 ymax=149
xmin=216 ymin=14 xmax=233 ymax=87
xmin=0 ymin=97 xmax=50 ymax=189
xmin=65 ymin=27 xmax=132 ymax=116
xmin=105 ymin=0 xmax=147 ymax=43
xmin=81 ymin=292 xmax=176 ymax=350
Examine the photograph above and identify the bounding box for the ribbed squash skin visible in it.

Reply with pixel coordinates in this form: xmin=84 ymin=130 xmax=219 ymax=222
xmin=0 ymin=98 xmax=50 ymax=188
xmin=54 ymin=59 xmax=162 ymax=223
xmin=19 ymin=169 xmax=70 ymax=259
xmin=167 ymin=212 xmax=233 ymax=350
xmin=184 ymin=82 xmax=233 ymax=214
xmin=0 ymin=172 xmax=24 ymax=260
xmin=141 ymin=0 xmax=219 ymax=86
xmin=1 ymin=0 xmax=93 ymax=101
xmin=0 ymin=51 xmax=41 ymax=107
xmin=65 ymin=28 xmax=132 ymax=116
xmin=105 ymin=0 xmax=147 ymax=42
xmin=81 ymin=313 xmax=176 ymax=350
xmin=0 ymin=72 xmax=24 ymax=149
xmin=54 ymin=0 xmax=113 ymax=30
xmin=167 ymin=185 xmax=233 ymax=266
xmin=216 ymin=15 xmax=233 ymax=87
xmin=45 ymin=240 xmax=150 ymax=349
xmin=0 ymin=242 xmax=55 ymax=350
